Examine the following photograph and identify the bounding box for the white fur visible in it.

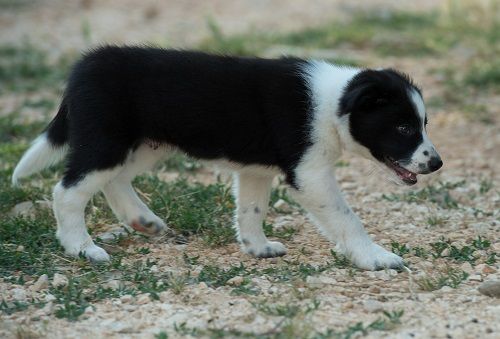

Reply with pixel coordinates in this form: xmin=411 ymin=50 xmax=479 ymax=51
xmin=54 ymin=144 xmax=168 ymax=262
xmin=295 ymin=61 xmax=404 ymax=269
xmin=53 ymin=168 xmax=121 ymax=262
xmin=233 ymin=171 xmax=286 ymax=257
xmin=406 ymin=89 xmax=439 ymax=173
xmin=102 ymin=144 xmax=167 ymax=232
xmin=12 ymin=134 xmax=68 ymax=185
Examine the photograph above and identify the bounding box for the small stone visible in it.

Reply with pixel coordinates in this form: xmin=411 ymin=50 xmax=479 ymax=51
xmin=363 ymin=299 xmax=384 ymax=313
xmin=11 ymin=288 xmax=27 ymax=301
xmin=343 ymin=301 xmax=354 ymax=310
xmin=475 ymin=264 xmax=496 ymax=275
xmin=84 ymin=306 xmax=94 ymax=314
xmin=478 ymin=280 xmax=500 ymax=298
xmin=273 ymin=199 xmax=292 ymax=212
xmin=198 ymin=282 xmax=208 ymax=289
xmin=44 ymin=293 xmax=56 ymax=302
xmin=227 ymin=276 xmax=244 ymax=286
xmin=42 ymin=302 xmax=53 ymax=315
xmin=98 ymin=227 xmax=129 ymax=243
xmin=440 ymin=286 xmax=453 ymax=293
xmin=10 ymin=201 xmax=34 ymax=217
xmin=32 ymin=274 xmax=49 ymax=291
xmin=109 ymin=322 xmax=133 ymax=333
xmin=468 ymin=274 xmax=482 ymax=282
xmin=306 ymin=276 xmax=337 ymax=287
xmin=374 ymin=271 xmax=392 ymax=281
xmin=136 ymin=294 xmax=150 ymax=304
xmin=52 ymin=273 xmax=68 ymax=287
xmin=120 ymin=294 xmax=134 ymax=303
xmin=460 ymin=262 xmax=474 ymax=274
xmin=368 ymin=286 xmax=381 ymax=294
xmin=159 ymin=291 xmax=171 ymax=302
xmin=104 ymin=279 xmax=122 ymax=290
xmin=16 ymin=245 xmax=25 ymax=252
xmin=418 ymin=293 xmax=435 ymax=302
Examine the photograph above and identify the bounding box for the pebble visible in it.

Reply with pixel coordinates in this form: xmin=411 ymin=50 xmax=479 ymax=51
xmin=460 ymin=262 xmax=474 ymax=274
xmin=273 ymin=199 xmax=292 ymax=212
xmin=32 ymin=274 xmax=49 ymax=291
xmin=10 ymin=201 xmax=34 ymax=217
xmin=104 ymin=280 xmax=122 ymax=290
xmin=306 ymin=275 xmax=337 ymax=287
xmin=84 ymin=306 xmax=94 ymax=314
xmin=373 ymin=270 xmax=397 ymax=281
xmin=478 ymin=280 xmax=500 ymax=298
xmin=42 ymin=302 xmax=53 ymax=315
xmin=468 ymin=274 xmax=482 ymax=282
xmin=52 ymin=273 xmax=69 ymax=287
xmin=120 ymin=294 xmax=134 ymax=303
xmin=45 ymin=293 xmax=56 ymax=302
xmin=136 ymin=294 xmax=150 ymax=304
xmin=11 ymin=288 xmax=27 ymax=301
xmin=98 ymin=227 xmax=129 ymax=243
xmin=109 ymin=322 xmax=133 ymax=333
xmin=227 ymin=276 xmax=244 ymax=286
xmin=475 ymin=264 xmax=496 ymax=275
xmin=362 ymin=299 xmax=384 ymax=313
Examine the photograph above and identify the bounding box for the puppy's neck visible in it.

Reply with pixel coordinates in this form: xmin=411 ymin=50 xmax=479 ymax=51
xmin=302 ymin=60 xmax=363 ymax=160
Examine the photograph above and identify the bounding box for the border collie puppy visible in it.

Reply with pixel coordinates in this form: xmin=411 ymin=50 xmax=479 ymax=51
xmin=12 ymin=46 xmax=442 ymax=270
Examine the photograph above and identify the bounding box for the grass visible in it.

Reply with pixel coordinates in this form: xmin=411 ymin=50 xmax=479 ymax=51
xmin=0 ymin=43 xmax=69 ymax=94
xmin=157 ymin=308 xmax=404 ymax=338
xmin=389 ymin=236 xmax=497 ymax=265
xmin=133 ymin=175 xmax=235 ymax=246
xmin=416 ymin=268 xmax=469 ymax=291
xmin=382 ymin=181 xmax=465 ymax=209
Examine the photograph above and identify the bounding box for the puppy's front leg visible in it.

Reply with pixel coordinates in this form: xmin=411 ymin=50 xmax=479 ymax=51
xmin=291 ymin=167 xmax=403 ymax=270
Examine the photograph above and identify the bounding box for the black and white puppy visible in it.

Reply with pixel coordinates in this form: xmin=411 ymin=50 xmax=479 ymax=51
xmin=12 ymin=47 xmax=442 ymax=270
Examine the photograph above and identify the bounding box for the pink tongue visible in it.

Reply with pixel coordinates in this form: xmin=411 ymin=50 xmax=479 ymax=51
xmin=395 ymin=166 xmax=416 ymax=180
xmin=401 ymin=170 xmax=416 ymax=180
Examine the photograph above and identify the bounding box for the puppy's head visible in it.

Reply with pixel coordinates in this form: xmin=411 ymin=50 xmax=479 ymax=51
xmin=339 ymin=69 xmax=442 ymax=185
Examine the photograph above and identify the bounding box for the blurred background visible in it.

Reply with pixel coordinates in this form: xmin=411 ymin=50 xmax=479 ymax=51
xmin=0 ymin=1 xmax=499 ymax=337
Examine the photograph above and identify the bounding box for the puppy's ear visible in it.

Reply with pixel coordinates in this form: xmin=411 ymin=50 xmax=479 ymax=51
xmin=340 ymin=84 xmax=388 ymax=115
xmin=339 ymin=83 xmax=371 ymax=115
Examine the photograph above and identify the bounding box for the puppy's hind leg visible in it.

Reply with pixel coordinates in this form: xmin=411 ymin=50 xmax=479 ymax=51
xmin=233 ymin=172 xmax=286 ymax=258
xmin=102 ymin=144 xmax=167 ymax=235
xmin=53 ymin=168 xmax=123 ymax=262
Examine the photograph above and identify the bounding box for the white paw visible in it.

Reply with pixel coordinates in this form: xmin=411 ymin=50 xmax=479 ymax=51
xmin=82 ymin=244 xmax=111 ymax=263
xmin=345 ymin=243 xmax=404 ymax=271
xmin=242 ymin=240 xmax=287 ymax=258
xmin=129 ymin=215 xmax=167 ymax=235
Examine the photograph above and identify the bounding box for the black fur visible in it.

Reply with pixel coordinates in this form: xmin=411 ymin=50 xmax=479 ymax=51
xmin=339 ymin=69 xmax=424 ymax=163
xmin=47 ymin=46 xmax=312 ymax=188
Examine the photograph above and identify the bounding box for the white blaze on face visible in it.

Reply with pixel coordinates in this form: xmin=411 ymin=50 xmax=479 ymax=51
xmin=406 ymin=89 xmax=440 ymax=173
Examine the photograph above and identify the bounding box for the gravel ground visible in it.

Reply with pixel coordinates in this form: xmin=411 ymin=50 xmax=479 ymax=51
xmin=1 ymin=1 xmax=499 ymax=338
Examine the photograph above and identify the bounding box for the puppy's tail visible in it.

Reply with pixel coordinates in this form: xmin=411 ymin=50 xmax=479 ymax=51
xmin=12 ymin=101 xmax=69 ymax=185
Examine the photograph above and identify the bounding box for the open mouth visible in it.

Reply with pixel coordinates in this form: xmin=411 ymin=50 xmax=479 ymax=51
xmin=384 ymin=156 xmax=417 ymax=185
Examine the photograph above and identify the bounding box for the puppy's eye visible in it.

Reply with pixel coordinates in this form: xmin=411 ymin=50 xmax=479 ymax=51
xmin=397 ymin=125 xmax=413 ymax=135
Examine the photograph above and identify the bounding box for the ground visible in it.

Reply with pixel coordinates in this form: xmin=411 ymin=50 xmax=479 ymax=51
xmin=0 ymin=1 xmax=499 ymax=338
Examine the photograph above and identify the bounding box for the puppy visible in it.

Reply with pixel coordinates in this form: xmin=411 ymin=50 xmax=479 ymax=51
xmin=12 ymin=46 xmax=442 ymax=270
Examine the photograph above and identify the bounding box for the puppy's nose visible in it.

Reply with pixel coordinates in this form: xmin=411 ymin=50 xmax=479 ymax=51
xmin=428 ymin=155 xmax=443 ymax=172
